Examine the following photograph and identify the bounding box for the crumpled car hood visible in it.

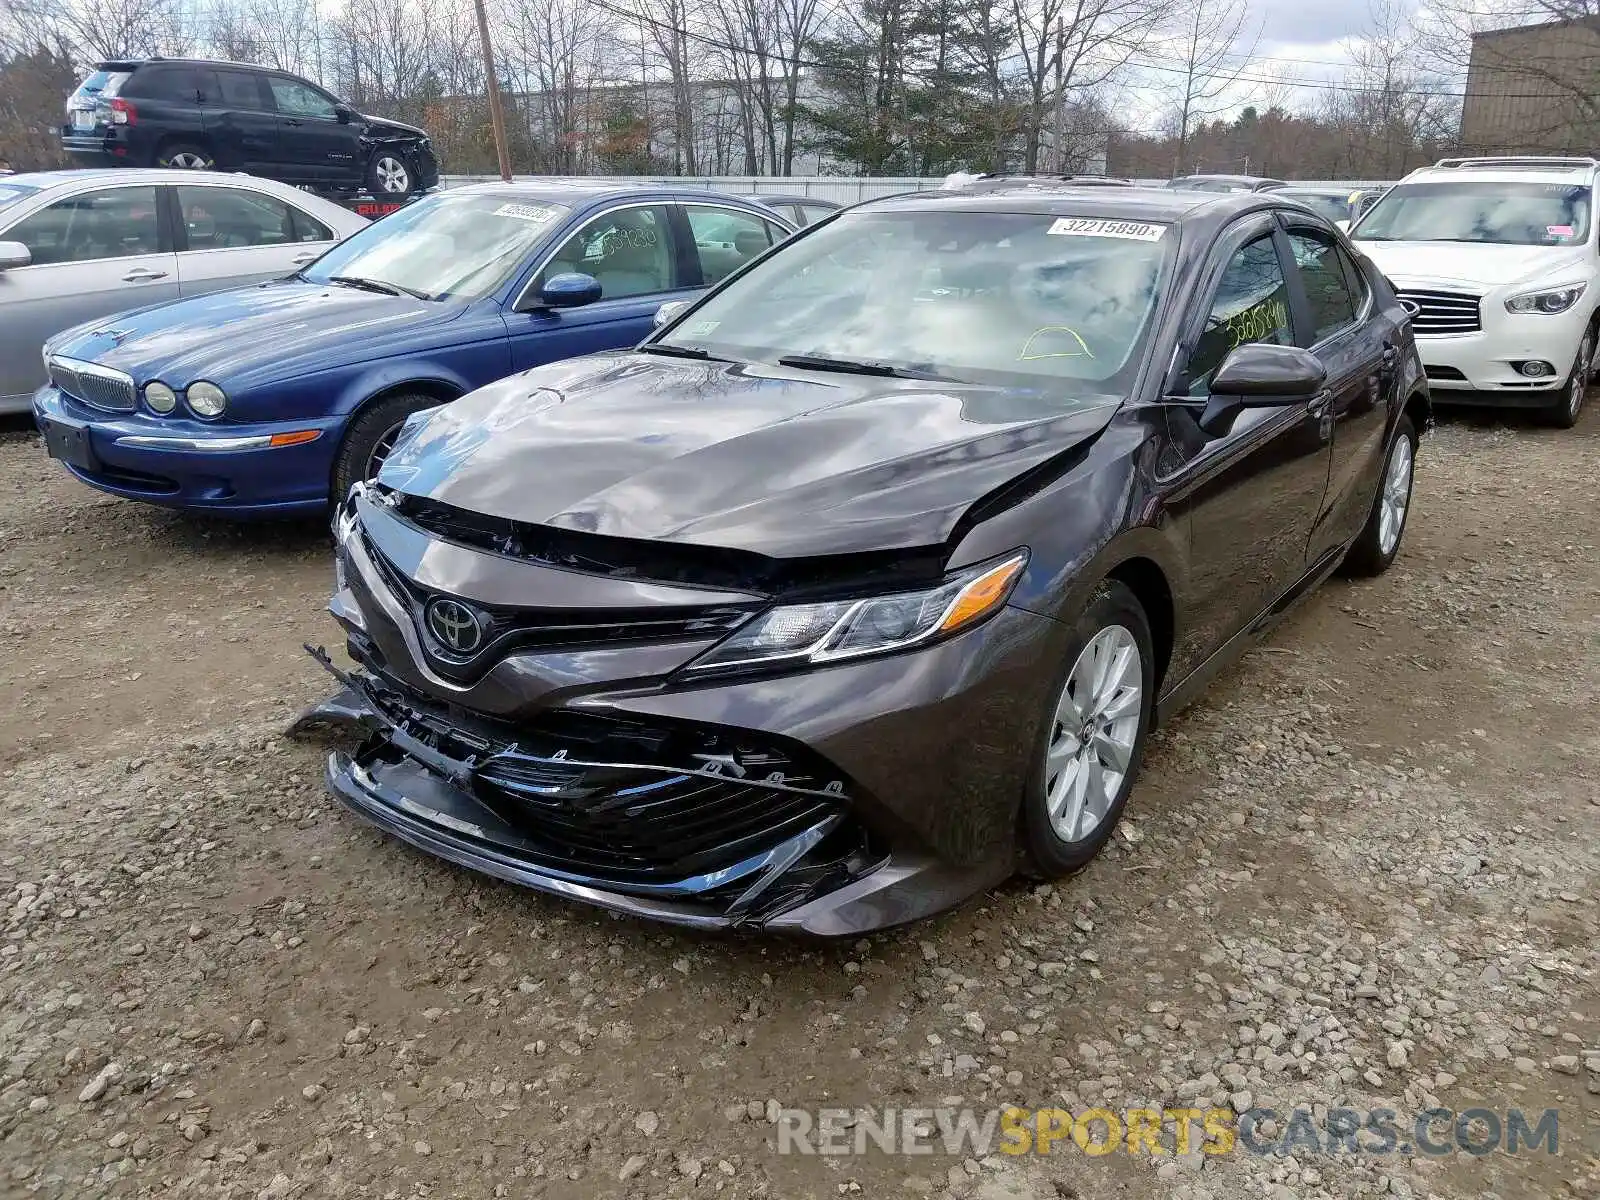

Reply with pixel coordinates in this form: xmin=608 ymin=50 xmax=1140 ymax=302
xmin=378 ymin=352 xmax=1121 ymax=558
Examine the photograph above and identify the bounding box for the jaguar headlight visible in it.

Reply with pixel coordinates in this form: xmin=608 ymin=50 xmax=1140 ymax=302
xmin=186 ymin=380 xmax=227 ymax=418
xmin=687 ymin=551 xmax=1028 ymax=674
xmin=144 ymin=381 xmax=177 ymax=414
xmin=1505 ymin=284 xmax=1586 ymax=315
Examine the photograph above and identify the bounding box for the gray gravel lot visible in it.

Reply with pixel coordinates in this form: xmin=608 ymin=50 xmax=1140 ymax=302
xmin=1 ymin=407 xmax=1596 ymax=1200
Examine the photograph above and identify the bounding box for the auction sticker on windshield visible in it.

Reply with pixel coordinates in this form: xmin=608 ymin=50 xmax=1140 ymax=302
xmin=493 ymin=203 xmax=560 ymax=223
xmin=1046 ymin=218 xmax=1166 ymax=241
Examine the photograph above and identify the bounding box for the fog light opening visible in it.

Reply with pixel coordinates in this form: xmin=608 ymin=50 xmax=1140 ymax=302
xmin=1516 ymin=360 xmax=1556 ymax=378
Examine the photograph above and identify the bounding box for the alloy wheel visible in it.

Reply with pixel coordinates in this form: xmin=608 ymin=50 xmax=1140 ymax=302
xmin=375 ymin=156 xmax=410 ymax=193
xmin=1377 ymin=434 xmax=1413 ymax=557
xmin=1568 ymin=332 xmax=1592 ymax=421
xmin=166 ymin=152 xmax=211 ymax=169
xmin=1043 ymin=624 xmax=1143 ymax=843
xmin=366 ymin=421 xmax=406 ymax=479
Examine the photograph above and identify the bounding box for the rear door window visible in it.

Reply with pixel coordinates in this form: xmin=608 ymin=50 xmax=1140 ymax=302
xmin=1287 ymin=230 xmax=1360 ymax=342
xmin=122 ymin=65 xmax=208 ymax=101
xmin=685 ymin=205 xmax=784 ymax=283
xmin=177 ymin=186 xmax=296 ymax=250
xmin=216 ymin=71 xmax=267 ymax=110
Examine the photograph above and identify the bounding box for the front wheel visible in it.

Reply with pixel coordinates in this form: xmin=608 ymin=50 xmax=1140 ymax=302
xmin=1341 ymin=415 xmax=1416 ymax=577
xmin=1545 ymin=327 xmax=1593 ymax=429
xmin=1021 ymin=580 xmax=1155 ymax=876
xmin=331 ymin=393 xmax=436 ymax=506
xmin=366 ymin=152 xmax=414 ymax=196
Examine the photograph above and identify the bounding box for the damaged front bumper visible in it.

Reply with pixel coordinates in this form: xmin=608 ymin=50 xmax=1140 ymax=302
xmin=300 ymin=661 xmax=1003 ymax=934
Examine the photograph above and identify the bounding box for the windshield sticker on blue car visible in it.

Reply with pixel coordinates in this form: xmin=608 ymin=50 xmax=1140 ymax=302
xmin=1046 ymin=218 xmax=1166 ymax=241
xmin=493 ymin=203 xmax=560 ymax=223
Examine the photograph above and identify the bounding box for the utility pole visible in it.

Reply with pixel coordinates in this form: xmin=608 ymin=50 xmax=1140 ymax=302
xmin=1052 ymin=18 xmax=1065 ymax=174
xmin=472 ymin=0 xmax=513 ymax=182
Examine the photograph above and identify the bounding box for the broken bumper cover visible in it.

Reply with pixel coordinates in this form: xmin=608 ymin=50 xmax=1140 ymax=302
xmin=308 ymin=675 xmax=1010 ymax=935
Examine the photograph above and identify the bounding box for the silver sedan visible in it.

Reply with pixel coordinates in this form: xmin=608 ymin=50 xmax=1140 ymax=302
xmin=0 ymin=169 xmax=366 ymax=413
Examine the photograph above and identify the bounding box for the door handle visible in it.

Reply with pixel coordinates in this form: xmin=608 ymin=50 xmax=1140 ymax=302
xmin=122 ymin=268 xmax=169 ymax=282
xmin=291 ymin=252 xmax=317 ymax=265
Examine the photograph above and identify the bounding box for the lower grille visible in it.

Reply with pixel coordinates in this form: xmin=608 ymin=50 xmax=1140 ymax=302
xmin=1424 ymin=365 xmax=1467 ymax=381
xmin=360 ymin=676 xmax=852 ymax=886
xmin=49 ymin=356 xmax=137 ymax=412
xmin=1396 ymin=289 xmax=1481 ymax=335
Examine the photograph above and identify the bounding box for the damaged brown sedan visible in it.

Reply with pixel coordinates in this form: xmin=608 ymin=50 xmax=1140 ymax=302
xmin=297 ymin=185 xmax=1430 ymax=934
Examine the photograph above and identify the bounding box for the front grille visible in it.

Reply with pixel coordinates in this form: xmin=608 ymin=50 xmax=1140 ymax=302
xmin=363 ymin=533 xmax=754 ymax=675
xmin=1396 ymin=289 xmax=1482 ymax=335
xmin=361 ymin=677 xmax=851 ymax=886
xmin=48 ymin=356 xmax=136 ymax=412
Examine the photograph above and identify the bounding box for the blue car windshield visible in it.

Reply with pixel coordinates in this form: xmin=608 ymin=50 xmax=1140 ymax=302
xmin=656 ymin=209 xmax=1172 ymax=389
xmin=302 ymin=192 xmax=570 ymax=301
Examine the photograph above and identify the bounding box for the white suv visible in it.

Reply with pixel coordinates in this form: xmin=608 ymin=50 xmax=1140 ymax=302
xmin=1352 ymin=156 xmax=1597 ymax=427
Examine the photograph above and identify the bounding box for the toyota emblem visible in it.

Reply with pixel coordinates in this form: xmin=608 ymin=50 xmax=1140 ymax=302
xmin=425 ymin=597 xmax=485 ymax=654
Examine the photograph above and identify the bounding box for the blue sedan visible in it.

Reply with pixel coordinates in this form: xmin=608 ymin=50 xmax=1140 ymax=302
xmin=32 ymin=181 xmax=794 ymax=516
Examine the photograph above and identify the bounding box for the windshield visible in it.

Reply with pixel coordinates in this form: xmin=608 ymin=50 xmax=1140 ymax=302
xmin=0 ymin=182 xmax=41 ymax=213
xmin=1284 ymin=192 xmax=1351 ymax=223
xmin=1355 ymin=181 xmax=1592 ymax=246
xmin=302 ymin=192 xmax=570 ymax=301
xmin=654 ymin=209 xmax=1171 ymax=389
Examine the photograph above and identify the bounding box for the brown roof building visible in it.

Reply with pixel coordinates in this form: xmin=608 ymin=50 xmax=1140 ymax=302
xmin=1460 ymin=16 xmax=1600 ymax=154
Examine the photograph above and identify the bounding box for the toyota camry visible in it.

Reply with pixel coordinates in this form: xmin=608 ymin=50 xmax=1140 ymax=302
xmin=296 ymin=186 xmax=1430 ymax=934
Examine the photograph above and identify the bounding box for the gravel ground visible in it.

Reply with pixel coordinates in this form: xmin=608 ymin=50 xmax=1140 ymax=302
xmin=1 ymin=405 xmax=1596 ymax=1200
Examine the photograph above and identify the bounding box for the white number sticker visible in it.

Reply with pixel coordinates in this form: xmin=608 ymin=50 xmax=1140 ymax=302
xmin=1046 ymin=217 xmax=1167 ymax=241
xmin=493 ymin=203 xmax=559 ymax=223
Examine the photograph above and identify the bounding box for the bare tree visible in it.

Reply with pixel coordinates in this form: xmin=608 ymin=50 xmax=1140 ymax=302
xmin=1160 ymin=0 xmax=1259 ymax=175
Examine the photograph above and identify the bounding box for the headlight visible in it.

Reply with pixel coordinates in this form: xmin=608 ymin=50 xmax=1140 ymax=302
xmin=1505 ymin=284 xmax=1586 ymax=315
xmin=144 ymin=381 xmax=177 ymax=413
xmin=686 ymin=551 xmax=1028 ymax=674
xmin=186 ymin=381 xmax=227 ymax=418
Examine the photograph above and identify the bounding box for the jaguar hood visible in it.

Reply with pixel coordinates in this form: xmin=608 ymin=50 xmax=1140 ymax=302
xmin=377 ymin=352 xmax=1121 ymax=558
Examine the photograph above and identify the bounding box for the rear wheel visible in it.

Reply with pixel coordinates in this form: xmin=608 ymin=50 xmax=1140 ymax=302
xmin=331 ymin=393 xmax=437 ymax=506
xmin=1545 ymin=327 xmax=1593 ymax=429
xmin=155 ymin=141 xmax=214 ymax=170
xmin=1341 ymin=415 xmax=1416 ymax=577
xmin=1021 ymin=581 xmax=1155 ymax=876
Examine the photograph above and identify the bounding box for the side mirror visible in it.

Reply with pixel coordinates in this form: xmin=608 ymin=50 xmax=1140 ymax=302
xmin=1198 ymin=343 xmax=1326 ymax=437
xmin=653 ymin=299 xmax=692 ymax=327
xmin=0 ymin=240 xmax=31 ymax=270
xmin=334 ymin=103 xmax=355 ymax=124
xmin=539 ymin=271 xmax=602 ymax=309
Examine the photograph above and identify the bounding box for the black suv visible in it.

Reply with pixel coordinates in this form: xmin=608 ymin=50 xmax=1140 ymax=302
xmin=61 ymin=58 xmax=439 ymax=196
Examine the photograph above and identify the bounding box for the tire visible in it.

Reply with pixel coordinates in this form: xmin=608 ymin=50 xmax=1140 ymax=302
xmin=1544 ymin=326 xmax=1592 ymax=429
xmin=155 ymin=141 xmax=214 ymax=170
xmin=366 ymin=152 xmax=414 ymax=196
xmin=1021 ymin=580 xmax=1156 ymax=876
xmin=1340 ymin=415 xmax=1416 ymax=577
xmin=331 ymin=393 xmax=437 ymax=506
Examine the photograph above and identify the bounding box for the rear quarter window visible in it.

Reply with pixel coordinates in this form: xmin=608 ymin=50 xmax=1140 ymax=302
xmin=122 ymin=66 xmax=210 ymax=102
xmin=72 ymin=70 xmax=130 ymax=100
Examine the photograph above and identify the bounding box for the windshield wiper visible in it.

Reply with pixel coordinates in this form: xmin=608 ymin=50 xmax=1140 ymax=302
xmin=777 ymin=353 xmax=957 ymax=381
xmin=328 ymin=275 xmax=434 ymax=301
xmin=639 ymin=343 xmax=734 ymax=362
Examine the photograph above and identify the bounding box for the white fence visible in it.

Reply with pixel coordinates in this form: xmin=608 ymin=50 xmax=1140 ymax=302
xmin=441 ymin=174 xmax=1397 ymax=199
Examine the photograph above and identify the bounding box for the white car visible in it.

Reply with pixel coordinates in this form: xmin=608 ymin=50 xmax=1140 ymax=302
xmin=1352 ymin=156 xmax=1598 ymax=427
xmin=0 ymin=169 xmax=366 ymax=414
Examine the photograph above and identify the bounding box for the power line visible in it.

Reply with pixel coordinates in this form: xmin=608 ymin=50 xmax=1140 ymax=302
xmin=581 ymin=0 xmax=1567 ymax=104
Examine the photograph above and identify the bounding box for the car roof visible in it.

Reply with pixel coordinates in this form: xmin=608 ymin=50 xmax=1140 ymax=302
xmin=449 ymin=179 xmax=775 ymax=207
xmin=1402 ymin=161 xmax=1597 ymax=185
xmin=743 ymin=194 xmax=841 ymax=207
xmin=95 ymin=56 xmax=285 ymax=73
xmin=856 ymin=184 xmax=1263 ymax=225
xmin=3 ymin=167 xmax=341 ymax=192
